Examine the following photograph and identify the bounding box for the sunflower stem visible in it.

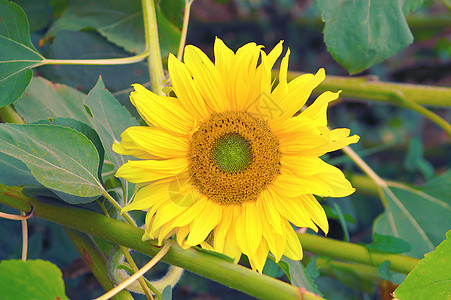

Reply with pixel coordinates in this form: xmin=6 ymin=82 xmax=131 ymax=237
xmin=282 ymin=70 xmax=451 ymax=107
xmin=177 ymin=0 xmax=194 ymax=60
xmin=141 ymin=0 xmax=165 ymax=96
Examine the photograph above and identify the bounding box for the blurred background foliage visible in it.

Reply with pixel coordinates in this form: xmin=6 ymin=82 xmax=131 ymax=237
xmin=1 ymin=0 xmax=450 ymax=299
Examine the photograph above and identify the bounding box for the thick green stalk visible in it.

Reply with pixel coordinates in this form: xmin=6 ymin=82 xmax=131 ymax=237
xmin=298 ymin=234 xmax=418 ymax=274
xmin=141 ymin=0 xmax=165 ymax=96
xmin=281 ymin=71 xmax=451 ymax=107
xmin=64 ymin=228 xmax=133 ymax=300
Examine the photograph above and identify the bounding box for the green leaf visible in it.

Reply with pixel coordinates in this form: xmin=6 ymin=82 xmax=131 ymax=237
xmin=0 ymin=123 xmax=103 ymax=197
xmin=0 ymin=259 xmax=69 ymax=300
xmin=0 ymin=152 xmax=40 ymax=186
xmin=14 ymin=76 xmax=90 ymax=124
xmin=279 ymin=257 xmax=322 ymax=296
xmin=377 ymin=260 xmax=406 ymax=285
xmin=0 ymin=0 xmax=44 ymax=107
xmin=14 ymin=0 xmax=52 ymax=31
xmin=367 ymin=233 xmax=412 ymax=254
xmin=374 ymin=179 xmax=451 ymax=258
xmin=263 ymin=257 xmax=285 ymax=278
xmin=44 ymin=0 xmax=181 ymax=55
xmin=394 ymin=230 xmax=451 ymax=299
xmin=83 ymin=77 xmax=139 ymax=202
xmin=315 ymin=0 xmax=423 ymax=74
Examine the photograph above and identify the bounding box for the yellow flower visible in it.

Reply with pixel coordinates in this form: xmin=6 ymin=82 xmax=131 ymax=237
xmin=113 ymin=38 xmax=359 ymax=272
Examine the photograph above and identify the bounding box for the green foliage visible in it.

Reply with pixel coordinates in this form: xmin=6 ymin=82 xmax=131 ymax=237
xmin=0 ymin=0 xmax=44 ymax=107
xmin=367 ymin=233 xmax=411 ymax=254
xmin=315 ymin=0 xmax=423 ymax=74
xmin=374 ymin=176 xmax=451 ymax=258
xmin=0 ymin=123 xmax=102 ymax=199
xmin=394 ymin=230 xmax=451 ymax=299
xmin=44 ymin=0 xmax=181 ymax=55
xmin=0 ymin=259 xmax=69 ymax=300
xmin=14 ymin=76 xmax=90 ymax=124
xmin=83 ymin=77 xmax=139 ymax=202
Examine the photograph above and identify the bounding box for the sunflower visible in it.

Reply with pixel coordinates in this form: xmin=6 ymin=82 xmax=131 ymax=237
xmin=113 ymin=38 xmax=359 ymax=272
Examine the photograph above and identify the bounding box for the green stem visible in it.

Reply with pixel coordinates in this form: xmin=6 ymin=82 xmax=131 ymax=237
xmin=298 ymin=234 xmax=418 ymax=274
xmin=0 ymin=105 xmax=25 ymax=124
xmin=38 ymin=51 xmax=150 ymax=66
xmin=281 ymin=71 xmax=451 ymax=107
xmin=0 ymin=185 xmax=419 ymax=289
xmin=64 ymin=228 xmax=133 ymax=300
xmin=141 ymin=0 xmax=165 ymax=96
xmin=349 ymin=174 xmax=379 ymax=197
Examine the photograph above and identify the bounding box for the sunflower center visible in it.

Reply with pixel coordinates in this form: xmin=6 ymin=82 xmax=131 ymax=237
xmin=188 ymin=111 xmax=280 ymax=205
xmin=212 ymin=133 xmax=252 ymax=173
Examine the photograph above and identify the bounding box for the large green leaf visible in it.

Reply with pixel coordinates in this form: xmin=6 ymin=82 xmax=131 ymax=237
xmin=0 ymin=259 xmax=69 ymax=300
xmin=374 ymin=175 xmax=451 ymax=258
xmin=315 ymin=0 xmax=423 ymax=74
xmin=394 ymin=230 xmax=451 ymax=299
xmin=84 ymin=77 xmax=139 ymax=202
xmin=44 ymin=0 xmax=181 ymax=56
xmin=0 ymin=123 xmax=103 ymax=197
xmin=0 ymin=0 xmax=44 ymax=107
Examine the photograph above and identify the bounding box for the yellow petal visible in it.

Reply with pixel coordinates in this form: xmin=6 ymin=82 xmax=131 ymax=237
xmin=183 ymin=45 xmax=229 ymax=112
xmin=170 ymin=195 xmax=207 ymax=228
xmin=283 ymin=221 xmax=303 ymax=260
xmin=282 ymin=155 xmax=339 ymax=178
xmin=214 ymin=37 xmax=235 ymax=81
xmin=266 ymin=40 xmax=284 ymax=68
xmin=227 ymin=42 xmax=263 ymax=110
xmin=121 ymin=181 xmax=169 ymax=213
xmin=268 ymin=186 xmax=317 ymax=230
xmin=271 ymin=68 xmax=325 ymax=126
xmin=175 ymin=225 xmax=191 ymax=249
xmin=299 ymin=91 xmax=340 ymax=127
xmin=130 ymin=84 xmax=194 ymax=135
xmin=258 ymin=190 xmax=284 ymax=235
xmin=300 ymin=194 xmax=329 ymax=234
xmin=213 ymin=205 xmax=234 ymax=253
xmin=186 ymin=200 xmax=223 ymax=246
xmin=115 ymin=158 xmax=188 ymax=183
xmin=270 ymin=48 xmax=290 ymax=104
xmin=168 ymin=54 xmax=211 ymax=121
xmin=113 ymin=126 xmax=188 ymax=159
xmin=248 ymin=239 xmax=269 ymax=273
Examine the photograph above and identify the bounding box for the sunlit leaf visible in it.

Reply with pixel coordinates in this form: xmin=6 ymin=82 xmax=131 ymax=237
xmin=315 ymin=0 xmax=423 ymax=74
xmin=0 ymin=259 xmax=69 ymax=300
xmin=0 ymin=0 xmax=44 ymax=107
xmin=394 ymin=230 xmax=451 ymax=299
xmin=374 ymin=177 xmax=451 ymax=258
xmin=0 ymin=123 xmax=103 ymax=198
